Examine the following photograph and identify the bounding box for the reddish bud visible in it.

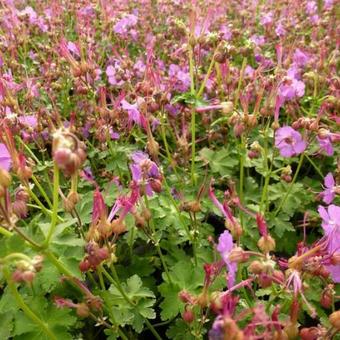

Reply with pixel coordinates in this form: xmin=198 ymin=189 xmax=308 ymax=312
xmin=300 ymin=327 xmax=319 ymax=340
xmin=79 ymin=259 xmax=90 ymax=272
xmin=182 ymin=307 xmax=195 ymax=323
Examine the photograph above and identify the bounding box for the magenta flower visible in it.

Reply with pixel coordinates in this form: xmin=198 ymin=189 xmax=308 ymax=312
xmin=275 ymin=126 xmax=306 ymax=158
xmin=129 ymin=151 xmax=161 ymax=196
xmin=278 ymin=77 xmax=305 ymax=101
xmin=217 ymin=230 xmax=237 ymax=288
xmin=18 ymin=115 xmax=38 ymax=128
xmin=113 ymin=14 xmax=138 ymax=37
xmin=293 ymin=49 xmax=310 ymax=68
xmin=321 ymin=173 xmax=337 ymax=204
xmin=317 ymin=136 xmax=333 ymax=156
xmin=318 ymin=205 xmax=340 ymax=282
xmin=121 ymin=100 xmax=142 ymax=126
xmin=0 ymin=143 xmax=11 ymax=171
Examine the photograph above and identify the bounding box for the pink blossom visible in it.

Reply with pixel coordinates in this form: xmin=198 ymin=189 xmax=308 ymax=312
xmin=217 ymin=230 xmax=237 ymax=288
xmin=321 ymin=173 xmax=337 ymax=204
xmin=275 ymin=126 xmax=306 ymax=158
xmin=317 ymin=136 xmax=333 ymax=156
xmin=318 ymin=205 xmax=340 ymax=282
xmin=0 ymin=143 xmax=11 ymax=171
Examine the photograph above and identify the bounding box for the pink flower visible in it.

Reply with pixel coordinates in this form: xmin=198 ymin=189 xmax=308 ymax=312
xmin=217 ymin=230 xmax=237 ymax=288
xmin=317 ymin=136 xmax=333 ymax=156
xmin=121 ymin=100 xmax=142 ymax=126
xmin=275 ymin=126 xmax=306 ymax=158
xmin=318 ymin=205 xmax=340 ymax=282
xmin=18 ymin=115 xmax=37 ymax=128
xmin=321 ymin=173 xmax=337 ymax=204
xmin=129 ymin=151 xmax=161 ymax=196
xmin=0 ymin=143 xmax=11 ymax=171
xmin=293 ymin=49 xmax=310 ymax=67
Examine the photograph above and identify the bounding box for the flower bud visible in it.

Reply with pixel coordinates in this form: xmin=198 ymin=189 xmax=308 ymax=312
xmin=76 ymin=303 xmax=90 ymax=317
xmin=111 ymin=219 xmax=126 ymax=235
xmin=21 ymin=270 xmax=36 ymax=283
xmin=257 ymin=235 xmax=276 ymax=253
xmin=96 ymin=247 xmax=109 ymax=261
xmin=178 ymin=290 xmax=195 ymax=304
xmin=284 ymin=322 xmax=299 ymax=339
xmin=258 ymin=273 xmax=273 ymax=288
xmin=299 ymin=327 xmax=318 ymax=340
xmin=209 ymin=292 xmax=223 ymax=313
xmin=229 ymin=247 xmax=249 ymax=262
xmin=221 ymin=101 xmax=234 ymax=115
xmin=0 ymin=168 xmax=11 ymax=187
xmin=320 ymin=288 xmax=333 ymax=309
xmin=271 ymin=270 xmax=284 ymax=283
xmin=13 ymin=199 xmax=28 ymax=218
xmin=149 ymin=179 xmax=162 ymax=193
xmin=197 ymin=292 xmax=208 ymax=308
xmin=329 ymin=311 xmax=340 ymax=330
xmin=79 ymin=259 xmax=90 ymax=272
xmin=249 ymin=260 xmax=265 ymax=274
xmin=182 ymin=306 xmax=195 ymax=323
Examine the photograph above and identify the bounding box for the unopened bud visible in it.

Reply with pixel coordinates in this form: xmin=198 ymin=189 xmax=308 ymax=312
xmin=76 ymin=303 xmax=90 ymax=317
xmin=329 ymin=311 xmax=340 ymax=330
xmin=229 ymin=247 xmax=249 ymax=262
xmin=0 ymin=168 xmax=11 ymax=187
xmin=13 ymin=200 xmax=28 ymax=218
xmin=300 ymin=327 xmax=319 ymax=340
xmin=284 ymin=322 xmax=299 ymax=339
xmin=320 ymin=288 xmax=333 ymax=309
xmin=258 ymin=273 xmax=273 ymax=288
xmin=197 ymin=292 xmax=208 ymax=308
xmin=221 ymin=101 xmax=234 ymax=115
xmin=178 ymin=290 xmax=195 ymax=304
xmin=79 ymin=259 xmax=90 ymax=272
xmin=182 ymin=307 xmax=195 ymax=323
xmin=249 ymin=260 xmax=265 ymax=275
xmin=318 ymin=128 xmax=330 ymax=139
xmin=149 ymin=179 xmax=162 ymax=193
xmin=258 ymin=235 xmax=276 ymax=253
xmin=111 ymin=219 xmax=126 ymax=235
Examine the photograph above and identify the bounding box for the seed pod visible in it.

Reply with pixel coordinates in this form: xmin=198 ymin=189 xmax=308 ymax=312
xmin=329 ymin=311 xmax=340 ymax=330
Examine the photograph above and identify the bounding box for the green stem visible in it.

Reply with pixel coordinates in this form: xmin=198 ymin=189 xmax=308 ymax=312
xmin=305 ymin=154 xmax=323 ymax=178
xmin=3 ymin=267 xmax=57 ymax=340
xmin=274 ymin=153 xmax=305 ymax=217
xmin=190 ymin=107 xmax=197 ymax=186
xmin=234 ymin=57 xmax=248 ymax=108
xmin=0 ymin=226 xmax=13 ymax=237
xmin=31 ymin=175 xmax=53 ymax=209
xmin=143 ymin=196 xmax=173 ymax=285
xmin=44 ymin=163 xmax=59 ymax=246
xmin=197 ymin=55 xmax=215 ymax=97
xmin=43 ymin=250 xmax=74 ymax=276
xmin=26 ymin=185 xmax=53 ymax=219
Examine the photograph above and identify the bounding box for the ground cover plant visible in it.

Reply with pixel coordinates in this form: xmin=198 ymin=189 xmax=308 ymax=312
xmin=0 ymin=0 xmax=339 ymax=339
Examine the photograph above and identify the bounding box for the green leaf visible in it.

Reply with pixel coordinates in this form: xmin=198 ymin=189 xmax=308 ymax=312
xmin=158 ymin=260 xmax=204 ymax=320
xmin=198 ymin=147 xmax=239 ymax=177
xmin=166 ymin=319 xmax=195 ymax=340
xmin=0 ymin=313 xmax=13 ymax=339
